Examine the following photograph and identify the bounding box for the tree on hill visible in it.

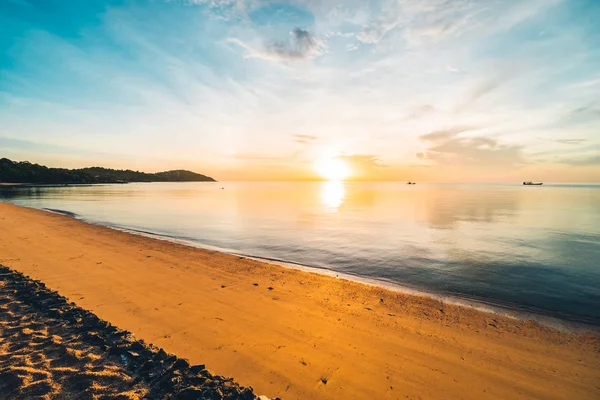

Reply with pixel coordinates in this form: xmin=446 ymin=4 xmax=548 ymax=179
xmin=0 ymin=158 xmax=216 ymax=184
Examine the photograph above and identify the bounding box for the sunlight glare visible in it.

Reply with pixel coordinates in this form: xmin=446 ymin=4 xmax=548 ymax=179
xmin=315 ymin=157 xmax=351 ymax=181
xmin=320 ymin=181 xmax=346 ymax=210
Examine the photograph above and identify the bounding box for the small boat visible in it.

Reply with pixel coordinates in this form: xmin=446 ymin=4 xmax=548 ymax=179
xmin=407 ymin=182 xmax=416 ymax=185
xmin=523 ymin=181 xmax=543 ymax=186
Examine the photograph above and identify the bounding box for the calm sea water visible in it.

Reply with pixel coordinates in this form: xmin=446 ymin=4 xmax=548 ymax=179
xmin=2 ymin=182 xmax=600 ymax=327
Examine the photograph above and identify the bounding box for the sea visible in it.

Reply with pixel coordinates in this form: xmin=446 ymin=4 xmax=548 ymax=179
xmin=2 ymin=182 xmax=599 ymax=329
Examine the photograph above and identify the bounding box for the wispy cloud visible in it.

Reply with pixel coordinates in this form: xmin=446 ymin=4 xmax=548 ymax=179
xmin=338 ymin=154 xmax=386 ymax=167
xmin=558 ymin=155 xmax=600 ymax=166
xmin=356 ymin=1 xmax=402 ymax=44
xmin=294 ymin=134 xmax=318 ymax=144
xmin=228 ymin=28 xmax=326 ymax=62
xmin=556 ymin=138 xmax=587 ymax=145
xmin=570 ymin=78 xmax=600 ymax=89
xmin=418 ymin=128 xmax=524 ymax=167
xmin=420 ymin=126 xmax=476 ymax=142
xmin=356 ymin=0 xmax=476 ymax=45
xmin=168 ymin=0 xmax=247 ymax=20
xmin=455 ymin=66 xmax=520 ymax=112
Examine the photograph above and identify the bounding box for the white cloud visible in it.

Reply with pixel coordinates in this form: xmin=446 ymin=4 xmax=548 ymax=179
xmin=346 ymin=43 xmax=359 ymax=52
xmin=570 ymin=78 xmax=600 ymax=89
xmin=228 ymin=28 xmax=327 ymax=62
xmin=356 ymin=0 xmax=402 ymax=44
xmin=355 ymin=0 xmax=474 ymax=45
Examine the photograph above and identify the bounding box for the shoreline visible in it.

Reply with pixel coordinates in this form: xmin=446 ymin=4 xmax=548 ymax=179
xmin=1 ymin=202 xmax=599 ymax=399
xmin=38 ymin=206 xmax=600 ymax=334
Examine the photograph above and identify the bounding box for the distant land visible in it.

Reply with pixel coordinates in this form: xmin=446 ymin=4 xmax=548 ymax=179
xmin=0 ymin=158 xmax=216 ymax=184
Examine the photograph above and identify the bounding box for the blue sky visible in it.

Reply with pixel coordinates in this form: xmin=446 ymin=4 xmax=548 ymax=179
xmin=1 ymin=0 xmax=599 ymax=181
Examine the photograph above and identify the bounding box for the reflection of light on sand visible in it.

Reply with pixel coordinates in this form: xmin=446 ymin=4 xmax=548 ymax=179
xmin=321 ymin=181 xmax=346 ymax=209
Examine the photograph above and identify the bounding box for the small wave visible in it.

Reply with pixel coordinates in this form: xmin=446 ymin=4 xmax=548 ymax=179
xmin=43 ymin=208 xmax=79 ymax=218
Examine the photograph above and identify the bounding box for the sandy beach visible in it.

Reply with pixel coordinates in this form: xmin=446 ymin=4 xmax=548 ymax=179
xmin=0 ymin=202 xmax=599 ymax=399
xmin=0 ymin=265 xmax=258 ymax=399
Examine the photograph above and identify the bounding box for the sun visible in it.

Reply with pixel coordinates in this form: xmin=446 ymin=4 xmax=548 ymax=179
xmin=315 ymin=157 xmax=351 ymax=181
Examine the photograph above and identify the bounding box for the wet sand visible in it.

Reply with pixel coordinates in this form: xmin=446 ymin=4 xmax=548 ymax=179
xmin=0 ymin=202 xmax=599 ymax=399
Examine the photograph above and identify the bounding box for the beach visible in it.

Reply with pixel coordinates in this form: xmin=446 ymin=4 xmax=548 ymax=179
xmin=0 ymin=265 xmax=258 ymax=399
xmin=0 ymin=202 xmax=599 ymax=399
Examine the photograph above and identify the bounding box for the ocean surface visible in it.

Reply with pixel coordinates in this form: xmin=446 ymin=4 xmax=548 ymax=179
xmin=2 ymin=182 xmax=600 ymax=327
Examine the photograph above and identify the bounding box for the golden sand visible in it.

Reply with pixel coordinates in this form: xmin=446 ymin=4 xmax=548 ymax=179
xmin=0 ymin=279 xmax=150 ymax=399
xmin=0 ymin=202 xmax=598 ymax=399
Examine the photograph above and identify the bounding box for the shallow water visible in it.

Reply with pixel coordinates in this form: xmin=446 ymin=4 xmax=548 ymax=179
xmin=2 ymin=182 xmax=600 ymax=326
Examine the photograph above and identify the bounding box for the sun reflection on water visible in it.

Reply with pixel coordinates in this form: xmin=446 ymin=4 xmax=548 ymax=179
xmin=320 ymin=181 xmax=346 ymax=210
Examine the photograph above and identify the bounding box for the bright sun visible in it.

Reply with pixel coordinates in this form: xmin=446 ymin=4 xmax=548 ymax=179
xmin=315 ymin=157 xmax=351 ymax=181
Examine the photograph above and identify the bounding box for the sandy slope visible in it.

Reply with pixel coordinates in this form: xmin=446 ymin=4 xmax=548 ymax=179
xmin=0 ymin=265 xmax=261 ymax=400
xmin=0 ymin=202 xmax=598 ymax=399
xmin=0 ymin=278 xmax=149 ymax=400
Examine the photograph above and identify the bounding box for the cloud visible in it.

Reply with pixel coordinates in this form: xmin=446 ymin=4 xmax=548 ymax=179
xmin=356 ymin=24 xmax=395 ymax=44
xmin=338 ymin=154 xmax=386 ymax=167
xmin=418 ymin=128 xmax=524 ymax=166
xmin=336 ymin=154 xmax=387 ymax=179
xmin=570 ymin=78 xmax=600 ymax=89
xmin=572 ymin=106 xmax=591 ymax=114
xmin=355 ymin=1 xmax=402 ymax=44
xmin=554 ymin=104 xmax=600 ymax=128
xmin=569 ymin=105 xmax=600 ymax=118
xmin=469 ymin=76 xmax=503 ymax=102
xmin=227 ymin=28 xmax=326 ymax=62
xmin=558 ymin=155 xmax=600 ymax=166
xmin=420 ymin=126 xmax=476 ymax=142
xmin=169 ymin=0 xmax=247 ymax=20
xmin=293 ymin=134 xmax=317 ymax=144
xmin=455 ymin=64 xmax=522 ymax=112
xmin=405 ymin=14 xmax=471 ymax=44
xmin=555 ymin=138 xmax=587 ymax=145
xmin=346 ymin=43 xmax=359 ymax=52
xmin=355 ymin=0 xmax=477 ymax=45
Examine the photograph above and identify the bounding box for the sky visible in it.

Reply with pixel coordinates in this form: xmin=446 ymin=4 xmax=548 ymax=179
xmin=1 ymin=0 xmax=599 ymax=182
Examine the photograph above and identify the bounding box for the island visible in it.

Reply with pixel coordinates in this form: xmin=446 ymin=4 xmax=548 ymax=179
xmin=0 ymin=157 xmax=216 ymax=184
